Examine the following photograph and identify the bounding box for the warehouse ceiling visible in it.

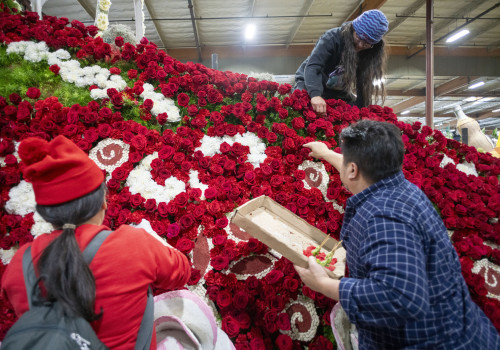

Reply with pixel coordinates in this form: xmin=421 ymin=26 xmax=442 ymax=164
xmin=31 ymin=0 xmax=500 ymax=132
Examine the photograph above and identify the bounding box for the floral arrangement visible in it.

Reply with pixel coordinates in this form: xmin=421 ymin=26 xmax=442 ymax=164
xmin=96 ymin=0 xmax=112 ymax=33
xmin=1 ymin=6 xmax=500 ymax=349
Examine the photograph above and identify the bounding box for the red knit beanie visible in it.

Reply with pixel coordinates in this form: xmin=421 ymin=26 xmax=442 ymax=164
xmin=18 ymin=135 xmax=105 ymax=205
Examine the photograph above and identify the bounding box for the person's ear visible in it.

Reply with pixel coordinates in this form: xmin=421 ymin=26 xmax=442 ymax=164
xmin=102 ymin=199 xmax=108 ymax=210
xmin=347 ymin=162 xmax=359 ymax=180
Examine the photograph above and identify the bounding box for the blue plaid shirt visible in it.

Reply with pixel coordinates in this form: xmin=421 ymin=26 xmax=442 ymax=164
xmin=338 ymin=171 xmax=500 ymax=349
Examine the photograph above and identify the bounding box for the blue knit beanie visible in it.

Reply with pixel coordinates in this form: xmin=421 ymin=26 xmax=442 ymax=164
xmin=352 ymin=10 xmax=388 ymax=45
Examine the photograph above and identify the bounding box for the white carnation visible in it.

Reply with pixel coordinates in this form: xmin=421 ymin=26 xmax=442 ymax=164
xmin=5 ymin=180 xmax=36 ymax=216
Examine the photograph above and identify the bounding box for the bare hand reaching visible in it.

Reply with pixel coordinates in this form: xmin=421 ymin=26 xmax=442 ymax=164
xmin=311 ymin=96 xmax=327 ymax=115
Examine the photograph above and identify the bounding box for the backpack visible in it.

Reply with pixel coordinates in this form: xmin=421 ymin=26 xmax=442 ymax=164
xmin=2 ymin=230 xmax=154 ymax=350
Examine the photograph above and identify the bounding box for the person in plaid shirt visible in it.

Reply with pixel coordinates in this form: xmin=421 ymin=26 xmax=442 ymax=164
xmin=295 ymin=120 xmax=500 ymax=349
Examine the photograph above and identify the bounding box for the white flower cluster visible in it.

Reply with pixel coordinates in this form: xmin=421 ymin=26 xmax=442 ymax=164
xmin=7 ymin=41 xmax=49 ymax=62
xmin=95 ymin=0 xmax=112 ymax=32
xmin=126 ymin=153 xmax=186 ymax=204
xmin=440 ymin=154 xmax=478 ymax=177
xmin=195 ymin=132 xmax=267 ymax=169
xmin=249 ymin=71 xmax=276 ymax=82
xmin=6 ymin=41 xmax=127 ymax=94
xmin=282 ymin=295 xmax=320 ymax=341
xmin=141 ymin=83 xmax=181 ymax=121
xmin=188 ymin=170 xmax=208 ymax=199
xmin=99 ymin=0 xmax=112 ymax=12
xmin=0 ymin=247 xmax=16 ymax=265
xmin=5 ymin=181 xmax=54 ymax=237
xmin=5 ymin=180 xmax=37 ymax=215
xmin=7 ymin=41 xmax=184 ymax=122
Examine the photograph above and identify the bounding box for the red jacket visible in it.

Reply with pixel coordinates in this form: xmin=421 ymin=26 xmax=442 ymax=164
xmin=1 ymin=224 xmax=191 ymax=349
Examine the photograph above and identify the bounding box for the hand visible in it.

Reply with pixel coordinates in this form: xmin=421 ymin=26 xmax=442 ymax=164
xmin=294 ymin=256 xmax=329 ymax=293
xmin=303 ymin=141 xmax=330 ymax=160
xmin=311 ymin=96 xmax=327 ymax=115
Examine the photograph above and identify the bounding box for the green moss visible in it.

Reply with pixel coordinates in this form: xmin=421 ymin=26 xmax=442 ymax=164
xmin=0 ymin=46 xmax=93 ymax=106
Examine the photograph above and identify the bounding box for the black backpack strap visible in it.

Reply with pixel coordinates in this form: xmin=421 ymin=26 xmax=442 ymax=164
xmin=22 ymin=230 xmax=113 ymax=308
xmin=22 ymin=229 xmax=153 ymax=349
xmin=82 ymin=230 xmax=113 ymax=263
xmin=22 ymin=246 xmax=37 ymax=308
xmin=134 ymin=286 xmax=153 ymax=350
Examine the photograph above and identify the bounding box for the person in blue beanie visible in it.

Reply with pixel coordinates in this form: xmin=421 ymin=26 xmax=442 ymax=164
xmin=294 ymin=10 xmax=388 ymax=113
xmin=295 ymin=120 xmax=500 ymax=349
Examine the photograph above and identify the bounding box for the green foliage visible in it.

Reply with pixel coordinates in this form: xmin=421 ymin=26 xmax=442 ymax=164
xmin=1 ymin=0 xmax=22 ymax=12
xmin=0 ymin=46 xmax=93 ymax=106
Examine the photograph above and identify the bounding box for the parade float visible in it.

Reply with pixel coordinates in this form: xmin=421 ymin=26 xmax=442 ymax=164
xmin=1 ymin=5 xmax=500 ymax=349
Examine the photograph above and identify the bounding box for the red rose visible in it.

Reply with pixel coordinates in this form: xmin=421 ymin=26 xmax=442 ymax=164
xmin=235 ymin=313 xmax=251 ymax=329
xmin=49 ymin=64 xmax=60 ymax=75
xmin=207 ymin=200 xmax=222 ymax=215
xmin=216 ymin=289 xmax=232 ymax=308
xmin=283 ymin=276 xmax=299 ymax=292
xmin=114 ymin=36 xmax=124 ymax=47
xmin=275 ymin=334 xmax=292 ymax=349
xmin=211 ymin=255 xmax=229 ymax=270
xmin=131 ymin=134 xmax=147 ymax=150
xmin=167 ymin=223 xmax=180 ymax=238
xmin=177 ymin=93 xmax=190 ymax=107
xmin=265 ymin=269 xmax=284 ymax=284
xmin=222 ymin=315 xmax=240 ymax=338
xmin=109 ymin=67 xmax=121 ymax=75
xmin=215 ymin=217 xmax=228 ymax=228
xmin=26 ymin=87 xmax=41 ymax=99
xmin=243 ymin=171 xmax=256 ymax=185
xmin=263 ymin=310 xmax=278 ymax=333
xmin=179 ymin=214 xmax=195 ymax=229
xmin=142 ymin=99 xmax=154 ymax=111
xmin=176 ymin=237 xmax=195 ymax=253
xmin=232 ymin=290 xmax=249 ymax=310
xmin=9 ymin=93 xmax=21 ymax=105
xmin=127 ymin=69 xmax=138 ymax=80
xmin=277 ymin=313 xmax=291 ymax=331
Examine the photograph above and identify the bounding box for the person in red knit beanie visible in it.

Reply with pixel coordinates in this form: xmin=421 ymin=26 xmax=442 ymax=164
xmin=2 ymin=135 xmax=192 ymax=349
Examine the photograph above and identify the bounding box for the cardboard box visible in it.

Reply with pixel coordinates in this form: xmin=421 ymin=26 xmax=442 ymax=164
xmin=231 ymin=195 xmax=345 ymax=279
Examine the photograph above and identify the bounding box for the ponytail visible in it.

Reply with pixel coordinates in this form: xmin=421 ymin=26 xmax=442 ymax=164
xmin=36 ymin=182 xmax=106 ymax=321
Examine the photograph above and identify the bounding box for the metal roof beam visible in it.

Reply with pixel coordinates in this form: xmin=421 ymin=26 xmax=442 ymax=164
xmin=77 ymin=0 xmax=95 ymax=19
xmin=387 ymin=0 xmax=425 ymax=34
xmin=285 ymin=0 xmax=315 ymax=48
xmin=347 ymin=0 xmax=388 ymax=21
xmin=144 ymin=0 xmax=167 ymax=50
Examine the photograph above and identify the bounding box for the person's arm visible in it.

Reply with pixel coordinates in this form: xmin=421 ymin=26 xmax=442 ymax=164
xmin=303 ymin=141 xmax=343 ymax=171
xmin=294 ymin=256 xmax=340 ymax=300
xmin=304 ymin=29 xmax=341 ymax=114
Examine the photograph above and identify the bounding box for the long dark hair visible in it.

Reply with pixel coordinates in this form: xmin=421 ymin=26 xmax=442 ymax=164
xmin=35 ymin=182 xmax=106 ymax=321
xmin=340 ymin=23 xmax=387 ymax=106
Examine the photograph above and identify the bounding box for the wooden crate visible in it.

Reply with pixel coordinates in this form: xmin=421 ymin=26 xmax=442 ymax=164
xmin=231 ymin=195 xmax=345 ymax=279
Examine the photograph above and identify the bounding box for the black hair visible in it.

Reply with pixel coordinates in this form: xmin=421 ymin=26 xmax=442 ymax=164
xmin=340 ymin=120 xmax=404 ymax=183
xmin=35 ymin=182 xmax=106 ymax=321
xmin=341 ymin=23 xmax=387 ymax=106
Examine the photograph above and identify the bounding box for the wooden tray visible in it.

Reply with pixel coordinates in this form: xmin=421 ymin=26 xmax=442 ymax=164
xmin=231 ymin=195 xmax=345 ymax=279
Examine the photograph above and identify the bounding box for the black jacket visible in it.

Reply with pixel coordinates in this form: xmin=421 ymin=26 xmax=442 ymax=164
xmin=295 ymin=24 xmax=365 ymax=107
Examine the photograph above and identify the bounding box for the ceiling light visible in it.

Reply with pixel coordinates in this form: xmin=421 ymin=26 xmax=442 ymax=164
xmin=468 ymin=81 xmax=485 ymax=89
xmin=245 ymin=24 xmax=256 ymax=40
xmin=373 ymin=78 xmax=386 ymax=87
xmin=446 ymin=29 xmax=470 ymax=43
xmin=401 ymin=110 xmax=410 ymax=115
xmin=464 ymin=96 xmax=477 ymax=102
xmin=493 ymin=108 xmax=500 ymax=113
